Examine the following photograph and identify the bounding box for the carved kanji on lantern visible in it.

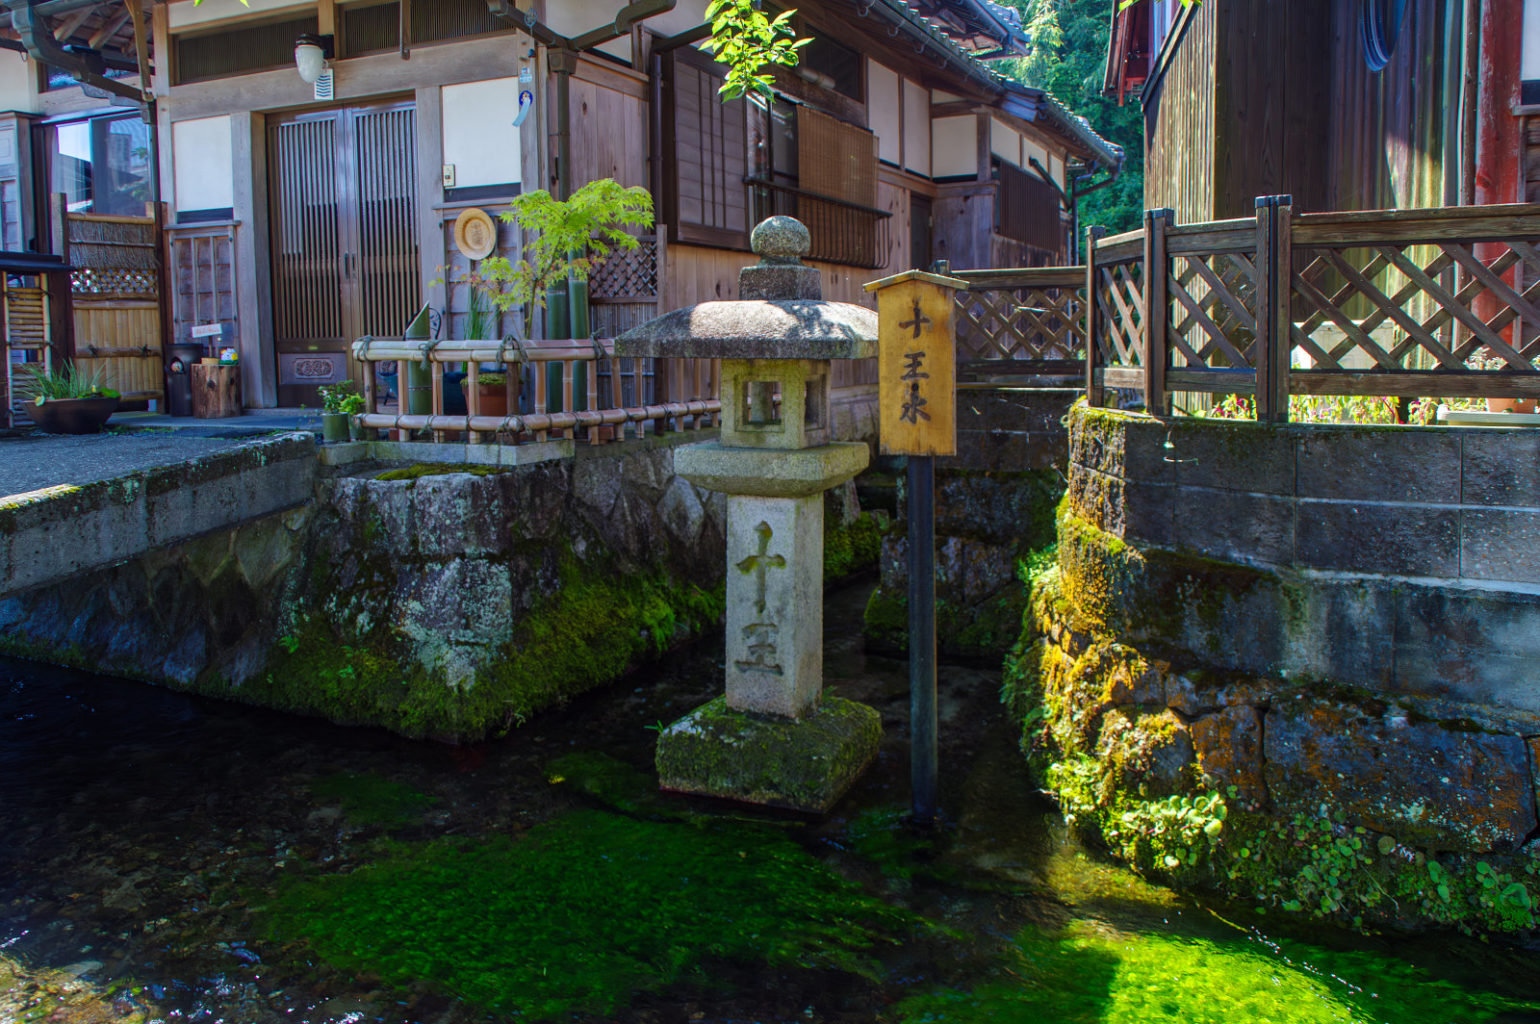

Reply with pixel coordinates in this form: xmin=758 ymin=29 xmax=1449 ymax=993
xmin=866 ymin=270 xmax=963 ymax=457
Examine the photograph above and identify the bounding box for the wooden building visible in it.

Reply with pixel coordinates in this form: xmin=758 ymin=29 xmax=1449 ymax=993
xmin=0 ymin=0 xmax=1119 ymax=419
xmin=1104 ymin=0 xmax=1538 ymax=224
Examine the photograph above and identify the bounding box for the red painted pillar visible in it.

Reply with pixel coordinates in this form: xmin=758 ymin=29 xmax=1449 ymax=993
xmin=1475 ymin=0 xmax=1523 ymax=207
xmin=1473 ymin=0 xmax=1525 ymax=406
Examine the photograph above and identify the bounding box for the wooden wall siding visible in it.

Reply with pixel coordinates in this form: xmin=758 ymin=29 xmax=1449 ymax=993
xmin=170 ymin=224 xmax=238 ymax=349
xmin=1150 ymin=0 xmax=1451 ymax=222
xmin=570 ymin=76 xmax=649 ymax=190
xmin=1144 ymin=2 xmax=1216 ymax=223
xmin=1323 ymin=0 xmax=1447 ymax=214
xmin=877 ymin=181 xmax=910 ymax=271
xmin=1211 ymin=0 xmax=1331 ymax=218
xmin=932 ymin=185 xmax=995 ymax=270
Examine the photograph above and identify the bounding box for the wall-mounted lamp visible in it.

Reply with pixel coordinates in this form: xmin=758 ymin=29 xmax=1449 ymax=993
xmin=294 ymin=33 xmax=333 ymax=85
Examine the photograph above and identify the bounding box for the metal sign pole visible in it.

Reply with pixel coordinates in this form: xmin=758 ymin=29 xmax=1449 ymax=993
xmin=907 ymin=453 xmax=937 ymax=825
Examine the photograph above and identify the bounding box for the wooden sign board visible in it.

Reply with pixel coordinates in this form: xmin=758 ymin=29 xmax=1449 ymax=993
xmin=865 ymin=270 xmax=964 ymax=457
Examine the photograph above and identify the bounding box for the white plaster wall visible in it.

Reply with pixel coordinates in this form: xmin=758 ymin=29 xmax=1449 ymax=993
xmin=1022 ymin=135 xmax=1048 ymax=174
xmin=868 ymin=60 xmax=900 ymax=165
xmin=0 ymin=51 xmax=37 ymax=112
xmin=904 ymin=78 xmax=930 ymax=176
xmin=172 ymin=115 xmax=235 ymax=212
xmin=1525 ymin=0 xmax=1540 ymax=81
xmin=641 ymin=0 xmax=711 ymax=39
xmin=932 ymin=115 xmax=974 ymax=178
xmin=545 ymin=0 xmax=648 ymax=60
xmin=170 ymin=0 xmax=315 ymax=30
xmin=932 ymin=88 xmax=964 ymax=103
xmin=442 ymin=78 xmax=523 ymax=188
xmin=990 ymin=117 xmax=1017 ymax=164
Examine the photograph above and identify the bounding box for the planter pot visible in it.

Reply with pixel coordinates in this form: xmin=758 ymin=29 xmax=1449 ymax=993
xmin=31 ymin=395 xmax=119 ymax=435
xmin=321 ymin=411 xmax=350 ymax=442
xmin=1486 ymin=397 xmax=1537 ymax=414
xmin=461 ymin=378 xmax=514 ymax=419
xmin=349 ymin=415 xmax=367 ymax=442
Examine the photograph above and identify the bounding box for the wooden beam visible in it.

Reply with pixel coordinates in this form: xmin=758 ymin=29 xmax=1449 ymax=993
xmin=89 ymin=9 xmax=132 ymax=50
xmin=53 ymin=7 xmax=94 ymax=43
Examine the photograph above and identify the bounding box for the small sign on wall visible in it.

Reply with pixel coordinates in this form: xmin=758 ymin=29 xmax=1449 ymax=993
xmin=864 ymin=270 xmax=964 ymax=457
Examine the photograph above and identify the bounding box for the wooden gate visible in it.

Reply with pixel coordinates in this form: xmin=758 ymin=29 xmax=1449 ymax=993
xmin=268 ymin=101 xmax=418 ymax=405
xmin=60 ymin=207 xmax=166 ymax=403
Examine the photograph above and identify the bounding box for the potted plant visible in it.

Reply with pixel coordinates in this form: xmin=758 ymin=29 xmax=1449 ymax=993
xmin=461 ymin=372 xmax=511 ymax=419
xmin=318 ymin=380 xmax=363 ymax=443
xmin=22 ymin=362 xmax=120 ymax=434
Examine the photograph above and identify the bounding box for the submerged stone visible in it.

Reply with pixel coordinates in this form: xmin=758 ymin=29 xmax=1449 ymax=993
xmin=655 ymin=695 xmax=881 ymax=813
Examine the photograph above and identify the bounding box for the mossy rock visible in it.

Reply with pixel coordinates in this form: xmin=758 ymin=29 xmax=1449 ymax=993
xmin=656 ymin=695 xmax=882 ymax=813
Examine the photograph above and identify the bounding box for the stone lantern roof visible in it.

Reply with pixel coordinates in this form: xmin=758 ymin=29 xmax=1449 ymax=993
xmin=614 ymin=217 xmax=878 ymax=362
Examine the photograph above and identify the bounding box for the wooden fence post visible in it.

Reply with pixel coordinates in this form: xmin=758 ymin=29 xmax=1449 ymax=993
xmin=1085 ymin=225 xmax=1107 ymax=408
xmin=1254 ymin=195 xmax=1293 ymax=423
xmin=1142 ymin=208 xmax=1172 ymax=414
xmin=1271 ymin=197 xmax=1293 ymax=422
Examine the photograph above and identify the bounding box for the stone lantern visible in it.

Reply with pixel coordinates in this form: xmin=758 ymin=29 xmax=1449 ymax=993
xmin=615 ymin=216 xmax=881 ymax=813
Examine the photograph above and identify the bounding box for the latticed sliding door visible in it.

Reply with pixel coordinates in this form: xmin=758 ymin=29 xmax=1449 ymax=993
xmin=352 ymin=106 xmax=419 ymax=337
xmin=268 ymin=102 xmax=418 ymax=406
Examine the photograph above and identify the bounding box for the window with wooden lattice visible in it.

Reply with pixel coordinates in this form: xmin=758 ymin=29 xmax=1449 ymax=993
xmin=995 ymin=159 xmax=1063 ymax=254
xmin=660 ymin=47 xmax=750 ymax=250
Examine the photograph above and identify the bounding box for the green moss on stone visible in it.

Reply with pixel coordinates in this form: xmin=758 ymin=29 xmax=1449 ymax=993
xmin=309 ymin=771 xmax=436 ymax=826
xmin=824 ymin=510 xmax=889 ymax=583
xmin=894 ymin=919 xmax=1539 ymax=1024
xmin=267 ymin=808 xmax=917 ymax=1019
xmin=374 ymin=462 xmax=509 ymax=482
xmin=655 ymin=695 xmax=881 ymax=813
xmin=248 ymin=559 xmax=725 ymax=742
xmin=862 ymin=587 xmax=1027 ymax=663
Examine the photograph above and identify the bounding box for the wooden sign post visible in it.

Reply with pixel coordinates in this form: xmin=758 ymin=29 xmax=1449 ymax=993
xmin=865 ymin=269 xmax=964 ymax=827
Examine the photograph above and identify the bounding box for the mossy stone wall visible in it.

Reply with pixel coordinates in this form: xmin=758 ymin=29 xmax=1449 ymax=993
xmin=1005 ymin=405 xmax=1540 ymax=935
xmin=0 ymin=444 xmax=733 ymax=741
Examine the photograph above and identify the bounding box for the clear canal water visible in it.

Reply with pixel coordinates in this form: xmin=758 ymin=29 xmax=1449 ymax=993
xmin=4 ymin=582 xmax=1540 ymax=1024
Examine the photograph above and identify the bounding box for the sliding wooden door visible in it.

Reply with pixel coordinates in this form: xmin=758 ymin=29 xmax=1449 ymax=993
xmin=268 ymin=100 xmax=418 ymax=406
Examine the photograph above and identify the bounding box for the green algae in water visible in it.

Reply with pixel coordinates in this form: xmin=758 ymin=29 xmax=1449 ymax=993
xmin=309 ymin=771 xmax=436 ymax=826
xmin=268 ymin=808 xmax=915 ymax=1019
xmin=896 ymin=920 xmax=1539 ymax=1024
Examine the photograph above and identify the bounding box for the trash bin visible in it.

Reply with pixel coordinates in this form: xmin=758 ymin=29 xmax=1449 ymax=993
xmin=166 ymin=342 xmax=206 ymax=418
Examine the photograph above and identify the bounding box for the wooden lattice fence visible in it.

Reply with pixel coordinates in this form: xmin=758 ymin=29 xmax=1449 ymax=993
xmin=60 ymin=205 xmax=166 ymax=402
xmin=1087 ymin=199 xmax=1540 ymax=419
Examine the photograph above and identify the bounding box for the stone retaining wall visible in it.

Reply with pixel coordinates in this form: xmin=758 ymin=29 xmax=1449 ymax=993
xmin=0 ymin=434 xmax=318 ymax=599
xmin=863 ymin=387 xmax=1075 ymax=660
xmin=1015 ymin=404 xmax=1540 ymax=935
xmin=0 ymin=438 xmax=731 ymax=741
xmin=1065 ymin=405 xmax=1540 ymax=713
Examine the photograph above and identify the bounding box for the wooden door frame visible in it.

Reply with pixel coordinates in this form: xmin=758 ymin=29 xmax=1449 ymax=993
xmin=264 ymin=95 xmax=417 ymax=405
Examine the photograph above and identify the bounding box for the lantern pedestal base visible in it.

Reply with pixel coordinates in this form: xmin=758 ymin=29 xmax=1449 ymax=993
xmin=655 ymin=696 xmax=881 ymax=814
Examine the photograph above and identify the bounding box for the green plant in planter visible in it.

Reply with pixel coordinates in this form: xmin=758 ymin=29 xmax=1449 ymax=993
xmin=21 ymin=362 xmax=119 ymax=405
xmin=469 ymin=178 xmax=654 ymax=340
xmin=317 ymin=380 xmax=364 ymax=442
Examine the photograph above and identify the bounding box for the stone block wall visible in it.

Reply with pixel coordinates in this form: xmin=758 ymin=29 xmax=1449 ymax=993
xmin=863 ymin=387 xmax=1075 ymax=660
xmin=0 ymin=438 xmax=730 ymax=742
xmin=1015 ymin=403 xmax=1540 ymax=934
xmin=1064 ymin=406 xmax=1540 ymax=714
